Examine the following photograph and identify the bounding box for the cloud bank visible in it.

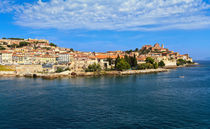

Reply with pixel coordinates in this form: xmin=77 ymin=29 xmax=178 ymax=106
xmin=2 ymin=0 xmax=210 ymax=31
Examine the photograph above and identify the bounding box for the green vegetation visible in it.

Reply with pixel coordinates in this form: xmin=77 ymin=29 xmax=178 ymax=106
xmin=115 ymin=58 xmax=131 ymax=71
xmin=115 ymin=55 xmax=121 ymax=69
xmin=56 ymin=67 xmax=64 ymax=73
xmin=139 ymin=47 xmax=151 ymax=54
xmin=18 ymin=41 xmax=30 ymax=47
xmin=7 ymin=41 xmax=30 ymax=48
xmin=7 ymin=44 xmax=18 ymax=48
xmin=7 ymin=38 xmax=24 ymax=40
xmin=70 ymin=48 xmax=74 ymax=52
xmin=125 ymin=49 xmax=133 ymax=54
xmin=176 ymin=59 xmax=187 ymax=66
xmin=85 ymin=63 xmax=101 ymax=72
xmin=158 ymin=60 xmax=165 ymax=67
xmin=137 ymin=63 xmax=154 ymax=70
xmin=55 ymin=67 xmax=70 ymax=73
xmin=153 ymin=62 xmax=159 ymax=69
xmin=137 ymin=57 xmax=163 ymax=70
xmin=107 ymin=58 xmax=114 ymax=65
xmin=43 ymin=47 xmax=51 ymax=50
xmin=0 ymin=45 xmax=6 ymax=50
xmin=0 ymin=65 xmax=15 ymax=71
xmin=49 ymin=43 xmax=57 ymax=47
xmin=145 ymin=57 xmax=155 ymax=64
xmin=125 ymin=48 xmax=139 ymax=54
xmin=124 ymin=54 xmax=137 ymax=69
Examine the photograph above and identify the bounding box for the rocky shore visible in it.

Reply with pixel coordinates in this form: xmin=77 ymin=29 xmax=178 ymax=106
xmin=0 ymin=68 xmax=169 ymax=79
xmin=0 ymin=63 xmax=200 ymax=79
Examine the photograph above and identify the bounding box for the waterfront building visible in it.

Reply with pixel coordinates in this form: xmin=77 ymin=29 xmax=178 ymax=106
xmin=57 ymin=53 xmax=70 ymax=64
xmin=40 ymin=55 xmax=56 ymax=64
xmin=0 ymin=51 xmax=13 ymax=65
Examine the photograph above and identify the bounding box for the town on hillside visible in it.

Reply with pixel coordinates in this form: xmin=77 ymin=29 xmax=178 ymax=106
xmin=0 ymin=38 xmax=193 ymax=74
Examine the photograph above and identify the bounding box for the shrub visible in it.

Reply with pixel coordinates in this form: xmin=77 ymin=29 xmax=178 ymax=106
xmin=158 ymin=60 xmax=165 ymax=67
xmin=85 ymin=63 xmax=101 ymax=72
xmin=116 ymin=59 xmax=131 ymax=71
xmin=177 ymin=59 xmax=186 ymax=66
xmin=153 ymin=62 xmax=159 ymax=69
xmin=49 ymin=43 xmax=57 ymax=47
xmin=56 ymin=67 xmax=64 ymax=73
xmin=145 ymin=57 xmax=155 ymax=64
xmin=137 ymin=63 xmax=154 ymax=70
xmin=18 ymin=42 xmax=30 ymax=48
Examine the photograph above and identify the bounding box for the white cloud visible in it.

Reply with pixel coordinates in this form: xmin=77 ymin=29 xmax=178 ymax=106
xmin=0 ymin=0 xmax=23 ymax=13
xmin=4 ymin=0 xmax=210 ymax=30
xmin=0 ymin=0 xmax=14 ymax=13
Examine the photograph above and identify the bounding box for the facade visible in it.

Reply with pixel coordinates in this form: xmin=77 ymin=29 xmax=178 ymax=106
xmin=40 ymin=55 xmax=56 ymax=64
xmin=1 ymin=51 xmax=13 ymax=65
xmin=57 ymin=53 xmax=70 ymax=64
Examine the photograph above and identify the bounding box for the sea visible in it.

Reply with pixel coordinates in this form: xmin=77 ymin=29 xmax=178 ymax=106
xmin=0 ymin=61 xmax=210 ymax=128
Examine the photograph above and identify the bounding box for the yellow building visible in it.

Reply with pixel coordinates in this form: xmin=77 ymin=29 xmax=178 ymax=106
xmin=40 ymin=55 xmax=56 ymax=64
xmin=13 ymin=54 xmax=24 ymax=64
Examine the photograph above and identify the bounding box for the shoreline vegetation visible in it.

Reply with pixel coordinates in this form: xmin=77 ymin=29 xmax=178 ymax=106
xmin=0 ymin=63 xmax=198 ymax=79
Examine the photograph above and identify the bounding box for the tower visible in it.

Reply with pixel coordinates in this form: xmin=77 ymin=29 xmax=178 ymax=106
xmin=161 ymin=44 xmax=164 ymax=48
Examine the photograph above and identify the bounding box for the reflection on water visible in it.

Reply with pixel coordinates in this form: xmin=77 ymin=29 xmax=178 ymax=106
xmin=0 ymin=61 xmax=210 ymax=128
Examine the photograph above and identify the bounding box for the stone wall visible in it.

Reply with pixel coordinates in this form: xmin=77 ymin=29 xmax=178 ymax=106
xmin=15 ymin=65 xmax=43 ymax=74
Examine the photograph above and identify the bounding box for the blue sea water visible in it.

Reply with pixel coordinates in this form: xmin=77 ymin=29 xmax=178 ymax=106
xmin=0 ymin=61 xmax=210 ymax=129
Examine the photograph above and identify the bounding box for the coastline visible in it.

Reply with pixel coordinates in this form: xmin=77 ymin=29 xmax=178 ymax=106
xmin=0 ymin=68 xmax=169 ymax=79
xmin=0 ymin=63 xmax=199 ymax=79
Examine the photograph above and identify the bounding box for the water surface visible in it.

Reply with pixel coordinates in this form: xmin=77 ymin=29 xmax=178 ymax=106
xmin=0 ymin=61 xmax=210 ymax=128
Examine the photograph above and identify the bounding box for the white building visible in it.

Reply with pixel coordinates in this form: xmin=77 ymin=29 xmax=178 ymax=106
xmin=57 ymin=53 xmax=70 ymax=64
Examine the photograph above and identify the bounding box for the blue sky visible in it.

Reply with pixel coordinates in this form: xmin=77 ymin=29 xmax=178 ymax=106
xmin=0 ymin=0 xmax=210 ymax=60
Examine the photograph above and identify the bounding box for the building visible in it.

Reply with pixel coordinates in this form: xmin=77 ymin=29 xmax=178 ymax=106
xmin=40 ymin=55 xmax=56 ymax=64
xmin=57 ymin=53 xmax=70 ymax=64
xmin=0 ymin=51 xmax=13 ymax=65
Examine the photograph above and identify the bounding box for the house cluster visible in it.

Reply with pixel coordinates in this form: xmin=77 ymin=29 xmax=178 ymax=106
xmin=0 ymin=38 xmax=193 ymax=72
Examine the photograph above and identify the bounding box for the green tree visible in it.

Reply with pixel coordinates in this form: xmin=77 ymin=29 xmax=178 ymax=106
xmin=49 ymin=43 xmax=57 ymax=47
xmin=107 ymin=58 xmax=113 ymax=65
xmin=134 ymin=48 xmax=139 ymax=52
xmin=153 ymin=62 xmax=159 ymax=69
xmin=125 ymin=49 xmax=133 ymax=54
xmin=56 ymin=67 xmax=64 ymax=73
xmin=115 ymin=55 xmax=121 ymax=69
xmin=158 ymin=60 xmax=165 ymax=67
xmin=18 ymin=41 xmax=29 ymax=48
xmin=145 ymin=57 xmax=155 ymax=64
xmin=70 ymin=48 xmax=74 ymax=52
xmin=116 ymin=59 xmax=131 ymax=71
xmin=7 ymin=44 xmax=18 ymax=48
xmin=177 ymin=59 xmax=186 ymax=66
xmin=132 ymin=54 xmax=137 ymax=68
xmin=137 ymin=63 xmax=147 ymax=70
xmin=124 ymin=55 xmax=131 ymax=65
xmin=137 ymin=63 xmax=154 ymax=70
xmin=8 ymin=38 xmax=24 ymax=40
xmin=85 ymin=63 xmax=101 ymax=72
